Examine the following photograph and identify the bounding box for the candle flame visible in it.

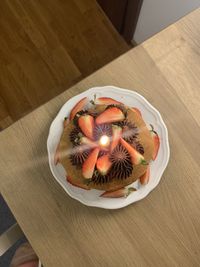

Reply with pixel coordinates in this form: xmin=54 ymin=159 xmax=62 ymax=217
xmin=99 ymin=135 xmax=110 ymax=146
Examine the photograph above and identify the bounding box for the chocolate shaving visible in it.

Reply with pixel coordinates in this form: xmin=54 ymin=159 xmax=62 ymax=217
xmin=93 ymin=124 xmax=112 ymax=141
xmin=70 ymin=146 xmax=90 ymax=166
xmin=91 ymin=170 xmax=111 ymax=184
xmin=116 ymin=120 xmax=138 ymax=143
xmin=131 ymin=140 xmax=145 ymax=155
xmin=69 ymin=127 xmax=83 ymax=145
xmin=98 ymin=150 xmax=108 ymax=158
xmin=135 ymin=142 xmax=144 ymax=155
xmin=109 ymin=145 xmax=133 ymax=180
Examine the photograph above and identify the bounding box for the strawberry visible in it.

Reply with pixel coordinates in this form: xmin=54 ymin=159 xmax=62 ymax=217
xmin=94 ymin=97 xmax=122 ymax=105
xmin=100 ymin=187 xmax=136 ymax=198
xmin=82 ymin=148 xmax=100 ymax=179
xmin=54 ymin=144 xmax=60 ymax=165
xmin=96 ymin=154 xmax=112 ymax=175
xmin=110 ymin=125 xmax=122 ymax=152
xmin=139 ymin=166 xmax=150 ymax=185
xmin=96 ymin=107 xmax=125 ymax=124
xmin=79 ymin=136 xmax=97 ymax=148
xmin=63 ymin=117 xmax=69 ymax=128
xmin=120 ymin=138 xmax=147 ymax=165
xmin=132 ymin=107 xmax=142 ymax=117
xmin=150 ymin=125 xmax=160 ymax=160
xmin=69 ymin=97 xmax=87 ymax=120
xmin=66 ymin=175 xmax=90 ymax=190
xmin=78 ymin=115 xmax=94 ymax=139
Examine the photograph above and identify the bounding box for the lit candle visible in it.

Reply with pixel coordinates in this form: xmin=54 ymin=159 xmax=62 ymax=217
xmin=99 ymin=135 xmax=110 ymax=147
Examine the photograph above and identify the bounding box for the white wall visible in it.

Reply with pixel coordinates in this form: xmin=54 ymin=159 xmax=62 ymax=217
xmin=134 ymin=0 xmax=200 ymax=44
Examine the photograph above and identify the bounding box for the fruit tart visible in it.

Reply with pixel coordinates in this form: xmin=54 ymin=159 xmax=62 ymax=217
xmin=54 ymin=96 xmax=160 ymax=197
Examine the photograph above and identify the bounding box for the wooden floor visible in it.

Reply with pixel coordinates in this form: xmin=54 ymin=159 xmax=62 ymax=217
xmin=0 ymin=0 xmax=129 ymax=130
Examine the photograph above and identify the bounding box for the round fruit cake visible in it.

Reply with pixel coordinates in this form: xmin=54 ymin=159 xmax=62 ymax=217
xmin=54 ymin=96 xmax=159 ymax=193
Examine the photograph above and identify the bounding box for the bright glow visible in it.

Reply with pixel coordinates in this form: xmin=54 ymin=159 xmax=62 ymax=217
xmin=99 ymin=135 xmax=110 ymax=147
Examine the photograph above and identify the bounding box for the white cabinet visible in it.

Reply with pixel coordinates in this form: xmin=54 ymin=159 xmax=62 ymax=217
xmin=134 ymin=0 xmax=200 ymax=43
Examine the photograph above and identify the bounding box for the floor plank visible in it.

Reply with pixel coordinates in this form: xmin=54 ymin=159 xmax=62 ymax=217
xmin=0 ymin=0 xmax=129 ymax=129
xmin=0 ymin=96 xmax=13 ymax=131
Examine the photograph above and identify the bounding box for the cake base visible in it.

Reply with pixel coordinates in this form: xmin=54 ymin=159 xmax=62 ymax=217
xmin=58 ymin=108 xmax=153 ymax=191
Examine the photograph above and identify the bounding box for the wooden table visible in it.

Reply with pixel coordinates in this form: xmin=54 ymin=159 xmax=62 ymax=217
xmin=1 ymin=8 xmax=200 ymax=267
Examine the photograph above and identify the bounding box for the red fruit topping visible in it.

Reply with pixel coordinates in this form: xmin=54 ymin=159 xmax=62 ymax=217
xmin=82 ymin=148 xmax=100 ymax=179
xmin=96 ymin=154 xmax=112 ymax=175
xmin=78 ymin=115 xmax=94 ymax=139
xmin=96 ymin=107 xmax=125 ymax=125
xmin=120 ymin=138 xmax=146 ymax=165
xmin=95 ymin=97 xmax=122 ymax=105
xmin=150 ymin=125 xmax=160 ymax=160
xmin=110 ymin=125 xmax=122 ymax=152
xmin=69 ymin=97 xmax=87 ymax=120
xmin=132 ymin=107 xmax=142 ymax=116
xmin=100 ymin=187 xmax=136 ymax=198
xmin=139 ymin=166 xmax=150 ymax=185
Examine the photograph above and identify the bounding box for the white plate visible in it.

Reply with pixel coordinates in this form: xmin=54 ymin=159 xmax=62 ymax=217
xmin=47 ymin=86 xmax=170 ymax=209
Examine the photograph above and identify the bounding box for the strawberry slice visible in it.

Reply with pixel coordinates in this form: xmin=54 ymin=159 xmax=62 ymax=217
xmin=63 ymin=117 xmax=69 ymax=128
xmin=79 ymin=137 xmax=97 ymax=148
xmin=100 ymin=187 xmax=136 ymax=198
xmin=150 ymin=125 xmax=160 ymax=160
xmin=96 ymin=154 xmax=112 ymax=175
xmin=69 ymin=97 xmax=87 ymax=120
xmin=78 ymin=115 xmax=94 ymax=139
xmin=151 ymin=132 xmax=160 ymax=160
xmin=66 ymin=176 xmax=90 ymax=190
xmin=96 ymin=107 xmax=125 ymax=124
xmin=54 ymin=144 xmax=60 ymax=165
xmin=94 ymin=97 xmax=122 ymax=105
xmin=139 ymin=166 xmax=150 ymax=185
xmin=110 ymin=125 xmax=122 ymax=152
xmin=132 ymin=107 xmax=142 ymax=117
xmin=120 ymin=138 xmax=146 ymax=165
xmin=82 ymin=148 xmax=100 ymax=179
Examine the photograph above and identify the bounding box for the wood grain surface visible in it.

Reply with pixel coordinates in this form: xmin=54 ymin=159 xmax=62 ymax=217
xmin=0 ymin=0 xmax=128 ymax=129
xmin=0 ymin=8 xmax=200 ymax=267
